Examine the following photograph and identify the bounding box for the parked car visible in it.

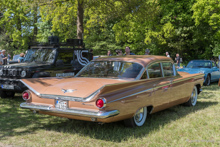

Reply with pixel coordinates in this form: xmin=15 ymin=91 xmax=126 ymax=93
xmin=20 ymin=55 xmax=204 ymax=127
xmin=177 ymin=60 xmax=220 ymax=86
xmin=0 ymin=36 xmax=91 ymax=98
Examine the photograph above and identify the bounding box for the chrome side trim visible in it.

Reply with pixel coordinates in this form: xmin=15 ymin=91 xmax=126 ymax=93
xmin=109 ymin=74 xmax=204 ymax=103
xmin=20 ymin=102 xmax=120 ymax=119
xmin=0 ymin=78 xmax=21 ymax=81
xmin=108 ymin=88 xmax=153 ymax=103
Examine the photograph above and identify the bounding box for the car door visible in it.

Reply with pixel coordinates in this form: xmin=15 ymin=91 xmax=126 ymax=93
xmin=211 ymin=61 xmax=220 ymax=81
xmin=147 ymin=62 xmax=172 ymax=112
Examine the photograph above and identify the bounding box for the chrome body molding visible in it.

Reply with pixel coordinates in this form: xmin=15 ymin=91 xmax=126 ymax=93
xmin=20 ymin=102 xmax=120 ymax=119
xmin=1 ymin=78 xmax=21 ymax=81
xmin=108 ymin=88 xmax=153 ymax=103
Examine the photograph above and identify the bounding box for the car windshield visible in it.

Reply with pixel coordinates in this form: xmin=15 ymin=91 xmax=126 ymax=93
xmin=24 ymin=48 xmax=56 ymax=63
xmin=76 ymin=61 xmax=143 ymax=79
xmin=186 ymin=61 xmax=211 ymax=68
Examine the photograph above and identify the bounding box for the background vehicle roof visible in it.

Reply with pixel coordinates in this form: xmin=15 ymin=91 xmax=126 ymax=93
xmin=94 ymin=55 xmax=173 ymax=67
xmin=189 ymin=60 xmax=212 ymax=62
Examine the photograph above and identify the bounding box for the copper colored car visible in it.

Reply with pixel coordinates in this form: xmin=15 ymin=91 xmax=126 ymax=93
xmin=20 ymin=55 xmax=204 ymax=127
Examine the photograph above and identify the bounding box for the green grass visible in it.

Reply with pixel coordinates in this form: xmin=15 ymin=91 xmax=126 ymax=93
xmin=0 ymin=83 xmax=220 ymax=147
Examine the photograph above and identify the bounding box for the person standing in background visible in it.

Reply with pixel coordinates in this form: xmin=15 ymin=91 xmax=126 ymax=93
xmin=1 ymin=50 xmax=7 ymax=65
xmin=107 ymin=50 xmax=112 ymax=56
xmin=8 ymin=53 xmax=11 ymax=61
xmin=125 ymin=46 xmax=135 ymax=55
xmin=116 ymin=49 xmax=123 ymax=56
xmin=145 ymin=49 xmax=150 ymax=55
xmin=0 ymin=50 xmax=3 ymax=65
xmin=18 ymin=53 xmax=25 ymax=63
xmin=166 ymin=52 xmax=170 ymax=57
xmin=176 ymin=53 xmax=180 ymax=68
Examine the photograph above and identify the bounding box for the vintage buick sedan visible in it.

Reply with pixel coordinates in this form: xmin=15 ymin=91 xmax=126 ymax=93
xmin=20 ymin=55 xmax=204 ymax=127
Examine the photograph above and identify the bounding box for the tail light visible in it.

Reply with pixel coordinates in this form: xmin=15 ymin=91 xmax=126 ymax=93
xmin=22 ymin=90 xmax=31 ymax=101
xmin=96 ymin=98 xmax=106 ymax=108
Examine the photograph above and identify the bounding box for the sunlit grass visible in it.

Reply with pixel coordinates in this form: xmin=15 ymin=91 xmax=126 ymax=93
xmin=0 ymin=83 xmax=219 ymax=146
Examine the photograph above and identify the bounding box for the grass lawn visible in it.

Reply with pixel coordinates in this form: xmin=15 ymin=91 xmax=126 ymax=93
xmin=0 ymin=83 xmax=219 ymax=147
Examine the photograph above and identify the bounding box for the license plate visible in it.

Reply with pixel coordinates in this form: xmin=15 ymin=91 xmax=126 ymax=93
xmin=1 ymin=84 xmax=14 ymax=90
xmin=56 ymin=72 xmax=75 ymax=77
xmin=55 ymin=100 xmax=68 ymax=110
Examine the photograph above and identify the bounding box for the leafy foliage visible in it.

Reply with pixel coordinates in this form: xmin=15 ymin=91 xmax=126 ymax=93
xmin=0 ymin=0 xmax=219 ymax=61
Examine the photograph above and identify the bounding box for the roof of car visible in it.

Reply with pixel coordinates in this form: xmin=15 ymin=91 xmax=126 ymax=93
xmin=189 ymin=60 xmax=212 ymax=62
xmin=94 ymin=55 xmax=173 ymax=67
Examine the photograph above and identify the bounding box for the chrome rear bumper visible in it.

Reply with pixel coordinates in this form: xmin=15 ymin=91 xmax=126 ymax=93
xmin=20 ymin=102 xmax=119 ymax=119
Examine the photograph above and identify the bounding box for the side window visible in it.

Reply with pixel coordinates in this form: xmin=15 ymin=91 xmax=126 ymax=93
xmin=148 ymin=63 xmax=162 ymax=78
xmin=56 ymin=51 xmax=73 ymax=65
xmin=162 ymin=62 xmax=174 ymax=77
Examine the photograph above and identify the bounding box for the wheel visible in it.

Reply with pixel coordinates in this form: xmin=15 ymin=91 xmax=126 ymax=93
xmin=0 ymin=91 xmax=15 ymax=98
xmin=5 ymin=91 xmax=15 ymax=98
xmin=184 ymin=86 xmax=198 ymax=106
xmin=204 ymin=75 xmax=211 ymax=86
xmin=0 ymin=91 xmax=7 ymax=98
xmin=124 ymin=107 xmax=147 ymax=127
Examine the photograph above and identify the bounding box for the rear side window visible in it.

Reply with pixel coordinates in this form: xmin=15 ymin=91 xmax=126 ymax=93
xmin=148 ymin=63 xmax=162 ymax=78
xmin=162 ymin=62 xmax=173 ymax=77
xmin=57 ymin=51 xmax=73 ymax=65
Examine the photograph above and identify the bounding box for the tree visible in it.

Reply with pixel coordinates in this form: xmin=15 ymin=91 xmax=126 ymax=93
xmin=192 ymin=0 xmax=220 ymax=56
xmin=0 ymin=0 xmax=39 ymax=54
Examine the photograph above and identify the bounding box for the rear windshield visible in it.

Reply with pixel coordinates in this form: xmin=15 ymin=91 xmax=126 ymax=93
xmin=76 ymin=61 xmax=143 ymax=79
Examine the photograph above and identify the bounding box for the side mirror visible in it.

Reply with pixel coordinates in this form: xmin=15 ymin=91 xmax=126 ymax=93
xmin=183 ymin=65 xmax=186 ymax=68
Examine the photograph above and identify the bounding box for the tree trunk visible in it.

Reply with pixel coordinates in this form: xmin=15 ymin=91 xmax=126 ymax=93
xmin=0 ymin=12 xmax=3 ymax=33
xmin=33 ymin=4 xmax=38 ymax=41
xmin=77 ymin=0 xmax=83 ymax=39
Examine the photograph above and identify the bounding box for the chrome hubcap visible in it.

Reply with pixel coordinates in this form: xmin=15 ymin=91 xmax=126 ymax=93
xmin=134 ymin=108 xmax=144 ymax=123
xmin=191 ymin=87 xmax=197 ymax=106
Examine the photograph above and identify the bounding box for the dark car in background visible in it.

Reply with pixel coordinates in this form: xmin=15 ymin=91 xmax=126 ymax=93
xmin=0 ymin=36 xmax=91 ymax=98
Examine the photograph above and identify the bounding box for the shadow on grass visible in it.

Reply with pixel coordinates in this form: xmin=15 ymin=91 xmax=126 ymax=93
xmin=0 ymin=94 xmax=218 ymax=142
xmin=199 ymin=82 xmax=220 ymax=99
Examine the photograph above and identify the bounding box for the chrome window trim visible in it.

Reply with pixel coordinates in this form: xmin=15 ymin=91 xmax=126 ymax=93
xmin=146 ymin=61 xmax=163 ymax=79
xmin=160 ymin=62 xmax=164 ymax=77
xmin=135 ymin=67 xmax=146 ymax=80
xmin=173 ymin=64 xmax=177 ymax=76
xmin=161 ymin=62 xmax=175 ymax=77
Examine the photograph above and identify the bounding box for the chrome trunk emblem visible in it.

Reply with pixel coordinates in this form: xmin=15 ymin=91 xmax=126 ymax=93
xmin=61 ymin=89 xmax=76 ymax=93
